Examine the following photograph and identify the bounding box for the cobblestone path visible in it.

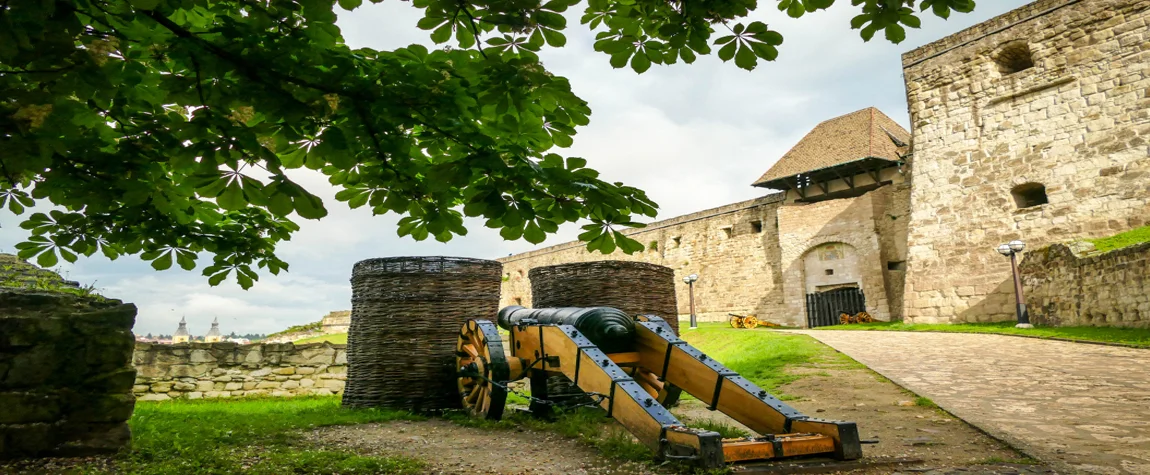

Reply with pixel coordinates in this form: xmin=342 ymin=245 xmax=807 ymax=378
xmin=790 ymin=330 xmax=1150 ymax=475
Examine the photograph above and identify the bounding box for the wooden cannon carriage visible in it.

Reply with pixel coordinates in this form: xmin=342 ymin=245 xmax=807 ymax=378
xmin=456 ymin=306 xmax=862 ymax=469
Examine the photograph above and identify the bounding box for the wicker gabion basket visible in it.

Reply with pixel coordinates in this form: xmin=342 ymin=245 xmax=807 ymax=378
xmin=529 ymin=260 xmax=680 ymax=404
xmin=341 ymin=256 xmax=502 ymax=411
xmin=530 ymin=260 xmax=681 ymax=334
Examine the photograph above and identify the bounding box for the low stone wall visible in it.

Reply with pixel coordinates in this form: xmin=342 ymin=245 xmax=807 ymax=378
xmin=132 ymin=342 xmax=347 ymax=401
xmin=1020 ymin=242 xmax=1150 ymax=327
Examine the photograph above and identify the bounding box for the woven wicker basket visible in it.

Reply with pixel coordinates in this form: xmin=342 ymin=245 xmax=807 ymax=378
xmin=529 ymin=260 xmax=680 ymax=404
xmin=530 ymin=260 xmax=680 ymax=333
xmin=341 ymin=256 xmax=502 ymax=411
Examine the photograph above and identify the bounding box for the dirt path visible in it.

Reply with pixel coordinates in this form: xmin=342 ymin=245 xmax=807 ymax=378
xmin=306 ymin=419 xmax=658 ymax=475
xmin=673 ymin=363 xmax=1051 ymax=474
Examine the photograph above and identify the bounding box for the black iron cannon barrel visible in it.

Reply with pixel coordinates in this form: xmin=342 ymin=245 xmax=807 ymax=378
xmin=497 ymin=306 xmax=636 ymax=353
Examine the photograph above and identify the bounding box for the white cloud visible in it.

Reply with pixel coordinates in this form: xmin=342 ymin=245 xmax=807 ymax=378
xmin=1 ymin=1 xmax=1033 ymax=335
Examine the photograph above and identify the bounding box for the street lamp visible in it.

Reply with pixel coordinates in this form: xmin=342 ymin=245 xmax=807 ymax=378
xmin=996 ymin=240 xmax=1032 ymax=329
xmin=683 ymin=273 xmax=699 ymax=329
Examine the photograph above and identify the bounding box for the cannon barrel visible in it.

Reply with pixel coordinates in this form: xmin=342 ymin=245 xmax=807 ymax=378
xmin=497 ymin=306 xmax=635 ymax=353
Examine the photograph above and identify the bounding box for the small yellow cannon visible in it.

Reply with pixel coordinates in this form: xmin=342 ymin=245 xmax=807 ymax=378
xmin=728 ymin=313 xmax=760 ymax=329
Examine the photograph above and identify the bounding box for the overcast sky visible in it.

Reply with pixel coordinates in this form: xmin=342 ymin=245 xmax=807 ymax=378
xmin=0 ymin=0 xmax=1032 ymax=336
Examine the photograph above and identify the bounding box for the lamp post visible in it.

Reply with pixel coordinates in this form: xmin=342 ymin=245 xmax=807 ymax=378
xmin=683 ymin=273 xmax=699 ymax=329
xmin=996 ymin=240 xmax=1032 ymax=329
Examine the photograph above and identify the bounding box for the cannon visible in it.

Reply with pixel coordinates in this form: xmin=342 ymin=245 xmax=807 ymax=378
xmin=456 ymin=306 xmax=862 ymax=469
xmin=728 ymin=313 xmax=761 ymax=329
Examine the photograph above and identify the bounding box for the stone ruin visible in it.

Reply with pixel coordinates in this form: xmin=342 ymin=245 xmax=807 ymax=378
xmin=0 ymin=254 xmax=137 ymax=459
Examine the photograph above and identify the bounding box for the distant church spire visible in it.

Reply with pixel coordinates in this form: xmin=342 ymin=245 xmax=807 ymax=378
xmin=172 ymin=316 xmax=190 ymax=343
xmin=205 ymin=317 xmax=222 ymax=343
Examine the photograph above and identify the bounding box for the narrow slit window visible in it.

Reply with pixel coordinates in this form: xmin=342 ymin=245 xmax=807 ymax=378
xmin=751 ymin=220 xmax=763 ymax=233
xmin=825 ymin=269 xmax=834 ymax=276
xmin=887 ymin=261 xmax=906 ymax=271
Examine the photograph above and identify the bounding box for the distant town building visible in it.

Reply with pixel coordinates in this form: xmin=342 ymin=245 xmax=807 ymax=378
xmin=172 ymin=317 xmax=190 ymax=343
xmin=204 ymin=317 xmax=222 ymax=343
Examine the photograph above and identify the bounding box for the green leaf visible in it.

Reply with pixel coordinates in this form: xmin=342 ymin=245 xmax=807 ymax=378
xmin=885 ymin=23 xmax=907 ymax=43
xmin=609 ymin=51 xmax=631 ymax=69
xmin=208 ymin=270 xmax=229 ymax=287
xmin=630 ymin=52 xmax=651 ymax=73
xmin=337 ymin=0 xmax=362 ymax=9
xmin=293 ymin=192 xmax=328 ymax=219
xmin=431 ymin=23 xmax=452 ymax=44
xmin=217 ymin=182 xmax=246 ymax=210
xmin=718 ymin=41 xmax=737 ymax=61
xmin=500 ymin=225 xmax=524 ymax=240
xmin=151 ymin=252 xmax=173 ymax=271
xmin=541 ymin=28 xmax=567 ymax=47
xmin=59 ymin=247 xmax=78 ymax=263
xmin=36 ymin=249 xmax=58 ymax=268
xmin=734 ymin=44 xmax=757 ymax=70
xmin=524 ymin=222 xmax=546 ymax=244
xmin=129 ymin=0 xmax=161 ymax=9
xmin=176 ymin=252 xmax=196 ymax=271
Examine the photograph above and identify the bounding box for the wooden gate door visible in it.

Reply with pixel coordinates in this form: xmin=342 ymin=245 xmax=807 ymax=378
xmin=805 ymin=288 xmax=866 ymax=328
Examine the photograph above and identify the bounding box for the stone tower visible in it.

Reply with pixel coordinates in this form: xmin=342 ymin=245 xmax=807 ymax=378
xmin=172 ymin=316 xmax=190 ymax=343
xmin=900 ymin=0 xmax=1150 ymax=323
xmin=204 ymin=317 xmax=222 ymax=343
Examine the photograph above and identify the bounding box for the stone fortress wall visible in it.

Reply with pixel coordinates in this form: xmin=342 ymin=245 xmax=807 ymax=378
xmin=500 ymin=194 xmax=788 ymax=323
xmin=901 ymin=0 xmax=1150 ymax=323
xmin=500 ymin=181 xmax=911 ymax=326
xmin=132 ymin=342 xmax=347 ymax=401
xmin=1021 ymin=241 xmax=1150 ymax=328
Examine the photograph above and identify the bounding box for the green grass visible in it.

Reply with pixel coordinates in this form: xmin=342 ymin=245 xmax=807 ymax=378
xmin=295 ymin=332 xmax=348 ymax=344
xmin=265 ymin=320 xmax=324 ymax=340
xmin=975 ymin=456 xmax=1041 ymax=466
xmin=680 ymin=323 xmax=860 ymax=396
xmin=914 ymin=396 xmax=937 ymax=408
xmin=1088 ymin=224 xmax=1150 ymax=253
xmin=113 ymin=397 xmax=424 ymax=474
xmin=82 ymin=326 xmax=847 ymax=474
xmin=818 ymin=321 xmax=1150 ymax=348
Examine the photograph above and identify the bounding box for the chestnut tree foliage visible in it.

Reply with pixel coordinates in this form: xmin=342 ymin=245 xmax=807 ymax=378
xmin=0 ymin=0 xmax=975 ymax=288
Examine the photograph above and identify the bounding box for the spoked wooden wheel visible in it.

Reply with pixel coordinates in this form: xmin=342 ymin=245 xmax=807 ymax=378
xmin=743 ymin=315 xmax=759 ymax=329
xmin=729 ymin=315 xmax=743 ymax=328
xmin=456 ymin=319 xmax=509 ymax=420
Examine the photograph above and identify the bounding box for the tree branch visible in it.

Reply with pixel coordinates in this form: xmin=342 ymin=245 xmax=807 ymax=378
xmin=458 ymin=2 xmax=488 ymax=59
xmin=191 ymin=55 xmax=208 ymax=107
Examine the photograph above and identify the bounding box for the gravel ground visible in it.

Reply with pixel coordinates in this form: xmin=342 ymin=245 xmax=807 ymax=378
xmin=306 ymin=419 xmax=659 ymax=475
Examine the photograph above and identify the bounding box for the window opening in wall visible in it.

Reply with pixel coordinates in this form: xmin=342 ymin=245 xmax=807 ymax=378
xmin=887 ymin=261 xmax=906 ymax=271
xmin=751 ymin=220 xmax=763 ymax=233
xmin=672 ymin=236 xmax=681 ymax=248
xmin=993 ymin=40 xmax=1034 ymax=75
xmin=514 ymin=297 xmax=523 ymax=305
xmin=517 ymin=269 xmax=525 ymax=277
xmin=721 ymin=227 xmax=732 ymax=239
xmin=824 ymin=269 xmax=834 ymax=276
xmin=1011 ymin=182 xmax=1048 ymax=209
